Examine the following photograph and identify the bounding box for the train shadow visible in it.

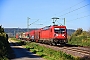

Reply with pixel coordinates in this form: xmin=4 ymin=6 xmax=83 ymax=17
xmin=57 ymin=43 xmax=83 ymax=47
xmin=9 ymin=42 xmax=44 ymax=60
xmin=64 ymin=44 xmax=82 ymax=47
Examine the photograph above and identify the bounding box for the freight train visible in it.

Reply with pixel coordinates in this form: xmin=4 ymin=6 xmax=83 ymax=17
xmin=16 ymin=25 xmax=67 ymax=45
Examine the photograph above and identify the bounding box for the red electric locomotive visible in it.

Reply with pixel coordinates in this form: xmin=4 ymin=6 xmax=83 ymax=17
xmin=33 ymin=25 xmax=67 ymax=45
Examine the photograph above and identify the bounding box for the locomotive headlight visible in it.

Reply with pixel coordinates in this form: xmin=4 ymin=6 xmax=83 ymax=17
xmin=62 ymin=34 xmax=64 ymax=36
xmin=54 ymin=34 xmax=58 ymax=36
xmin=56 ymin=34 xmax=58 ymax=36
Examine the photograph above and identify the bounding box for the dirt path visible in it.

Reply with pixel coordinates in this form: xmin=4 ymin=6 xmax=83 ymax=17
xmin=9 ymin=38 xmax=44 ymax=60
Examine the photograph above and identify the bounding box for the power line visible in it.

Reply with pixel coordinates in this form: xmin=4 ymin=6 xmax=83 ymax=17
xmin=53 ymin=0 xmax=85 ymax=16
xmin=30 ymin=19 xmax=39 ymax=25
xmin=66 ymin=14 xmax=90 ymax=22
xmin=65 ymin=9 xmax=90 ymax=17
xmin=68 ymin=0 xmax=86 ymax=8
xmin=59 ymin=3 xmax=90 ymax=17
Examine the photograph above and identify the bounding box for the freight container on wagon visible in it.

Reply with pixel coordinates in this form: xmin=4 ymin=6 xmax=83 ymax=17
xmin=25 ymin=32 xmax=30 ymax=41
xmin=29 ymin=30 xmax=35 ymax=41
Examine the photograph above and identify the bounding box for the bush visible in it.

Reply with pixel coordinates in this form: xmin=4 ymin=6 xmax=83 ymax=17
xmin=72 ymin=28 xmax=83 ymax=36
xmin=68 ymin=28 xmax=90 ymax=46
xmin=0 ymin=26 xmax=10 ymax=60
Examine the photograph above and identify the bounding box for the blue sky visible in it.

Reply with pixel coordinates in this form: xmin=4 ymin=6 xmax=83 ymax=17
xmin=0 ymin=0 xmax=90 ymax=31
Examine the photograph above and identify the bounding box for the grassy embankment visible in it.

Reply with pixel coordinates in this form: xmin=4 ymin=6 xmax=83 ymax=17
xmin=68 ymin=28 xmax=90 ymax=46
xmin=11 ymin=38 xmax=81 ymax=60
xmin=0 ymin=26 xmax=10 ymax=60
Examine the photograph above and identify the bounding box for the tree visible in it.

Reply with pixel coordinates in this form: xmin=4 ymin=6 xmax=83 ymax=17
xmin=72 ymin=28 xmax=83 ymax=36
xmin=0 ymin=26 xmax=4 ymax=33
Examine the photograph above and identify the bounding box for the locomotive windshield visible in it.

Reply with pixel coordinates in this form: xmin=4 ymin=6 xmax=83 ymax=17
xmin=54 ymin=28 xmax=65 ymax=34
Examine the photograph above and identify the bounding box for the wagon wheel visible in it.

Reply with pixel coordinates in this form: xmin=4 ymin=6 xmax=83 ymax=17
xmin=49 ymin=42 xmax=57 ymax=46
xmin=52 ymin=42 xmax=57 ymax=46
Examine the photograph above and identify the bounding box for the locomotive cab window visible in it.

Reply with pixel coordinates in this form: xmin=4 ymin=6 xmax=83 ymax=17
xmin=54 ymin=28 xmax=65 ymax=34
xmin=43 ymin=26 xmax=50 ymax=30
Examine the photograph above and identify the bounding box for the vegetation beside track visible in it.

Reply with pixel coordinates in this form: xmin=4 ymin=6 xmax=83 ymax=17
xmin=25 ymin=42 xmax=81 ymax=60
xmin=68 ymin=28 xmax=90 ymax=46
xmin=0 ymin=26 xmax=10 ymax=60
xmin=11 ymin=38 xmax=81 ymax=60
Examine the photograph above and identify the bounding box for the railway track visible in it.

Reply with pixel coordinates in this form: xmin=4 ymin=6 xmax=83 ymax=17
xmin=59 ymin=47 xmax=90 ymax=57
xmin=37 ymin=43 xmax=90 ymax=58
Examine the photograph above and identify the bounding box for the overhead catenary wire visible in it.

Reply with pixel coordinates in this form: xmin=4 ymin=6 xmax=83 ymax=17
xmin=52 ymin=0 xmax=86 ymax=16
xmin=59 ymin=3 xmax=90 ymax=17
xmin=29 ymin=19 xmax=39 ymax=25
xmin=65 ymin=9 xmax=90 ymax=17
xmin=58 ymin=2 xmax=90 ymax=23
xmin=66 ymin=14 xmax=90 ymax=22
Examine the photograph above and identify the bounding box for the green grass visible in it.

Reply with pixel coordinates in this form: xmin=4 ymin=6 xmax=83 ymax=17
xmin=24 ymin=42 xmax=80 ymax=60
